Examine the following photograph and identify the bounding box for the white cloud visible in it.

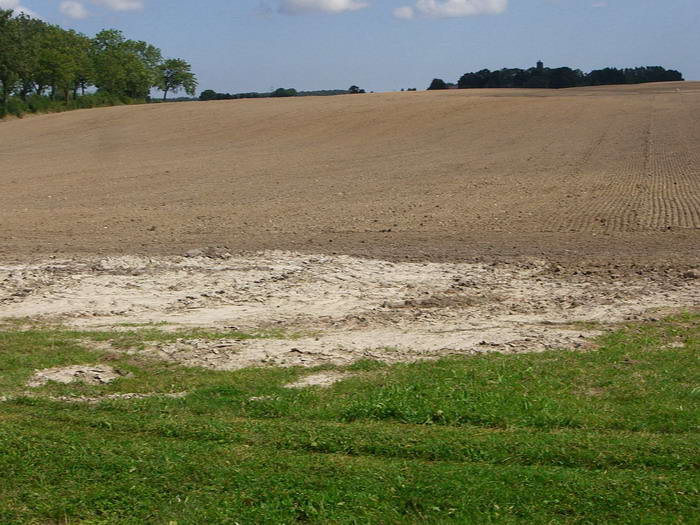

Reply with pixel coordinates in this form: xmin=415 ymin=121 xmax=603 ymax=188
xmin=395 ymin=0 xmax=507 ymax=19
xmin=393 ymin=5 xmax=414 ymax=18
xmin=277 ymin=0 xmax=368 ymax=14
xmin=592 ymin=1 xmax=607 ymax=7
xmin=90 ymin=0 xmax=143 ymax=11
xmin=60 ymin=0 xmax=89 ymax=18
xmin=0 ymin=0 xmax=39 ymax=18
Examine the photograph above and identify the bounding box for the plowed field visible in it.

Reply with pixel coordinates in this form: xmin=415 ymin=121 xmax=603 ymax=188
xmin=2 ymin=81 xmax=699 ymax=263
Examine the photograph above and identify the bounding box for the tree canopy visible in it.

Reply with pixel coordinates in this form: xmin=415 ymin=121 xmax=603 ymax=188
xmin=271 ymin=87 xmax=298 ymax=98
xmin=156 ymin=58 xmax=197 ymax=101
xmin=348 ymin=85 xmax=366 ymax=94
xmin=427 ymin=78 xmax=448 ymax=90
xmin=0 ymin=8 xmax=197 ymax=116
xmin=199 ymin=88 xmax=356 ymax=101
xmin=453 ymin=63 xmax=683 ymax=90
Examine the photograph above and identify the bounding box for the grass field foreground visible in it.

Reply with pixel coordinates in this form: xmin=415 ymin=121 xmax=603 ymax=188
xmin=0 ymin=315 xmax=698 ymax=524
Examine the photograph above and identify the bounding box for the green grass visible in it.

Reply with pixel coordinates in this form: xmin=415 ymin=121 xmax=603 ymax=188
xmin=79 ymin=325 xmax=299 ymax=350
xmin=0 ymin=315 xmax=698 ymax=524
xmin=0 ymin=324 xmax=298 ymax=362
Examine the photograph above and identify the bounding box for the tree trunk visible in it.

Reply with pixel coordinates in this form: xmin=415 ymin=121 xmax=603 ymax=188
xmin=162 ymin=88 xmax=168 ymax=101
xmin=0 ymin=78 xmax=9 ymax=110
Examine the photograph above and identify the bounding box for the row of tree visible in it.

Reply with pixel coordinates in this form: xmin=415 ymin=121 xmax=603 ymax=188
xmin=428 ymin=63 xmax=684 ymax=90
xmin=0 ymin=9 xmax=197 ymax=116
xmin=200 ymin=85 xmax=365 ymax=101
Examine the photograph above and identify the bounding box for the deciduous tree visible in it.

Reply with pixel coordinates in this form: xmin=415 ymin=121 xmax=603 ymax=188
xmin=156 ymin=58 xmax=197 ymax=101
xmin=427 ymin=78 xmax=447 ymax=90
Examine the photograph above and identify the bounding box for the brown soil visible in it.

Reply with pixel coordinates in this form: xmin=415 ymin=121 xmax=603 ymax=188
xmin=1 ymin=82 xmax=699 ymax=265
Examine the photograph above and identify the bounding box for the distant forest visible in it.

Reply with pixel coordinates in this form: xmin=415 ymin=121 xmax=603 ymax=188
xmin=428 ymin=62 xmax=684 ymax=90
xmin=0 ymin=8 xmax=196 ymax=118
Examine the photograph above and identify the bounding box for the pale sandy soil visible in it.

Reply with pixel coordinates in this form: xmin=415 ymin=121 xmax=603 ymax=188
xmin=1 ymin=252 xmax=697 ymax=369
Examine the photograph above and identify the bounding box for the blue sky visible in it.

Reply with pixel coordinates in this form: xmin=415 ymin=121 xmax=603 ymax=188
xmin=3 ymin=0 xmax=699 ymax=93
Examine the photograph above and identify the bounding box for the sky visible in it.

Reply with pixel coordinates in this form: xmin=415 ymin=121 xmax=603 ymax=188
xmin=2 ymin=0 xmax=699 ymax=93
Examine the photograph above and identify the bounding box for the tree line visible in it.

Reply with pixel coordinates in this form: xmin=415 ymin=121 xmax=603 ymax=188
xmin=200 ymin=85 xmax=366 ymax=101
xmin=0 ymin=8 xmax=197 ymax=117
xmin=428 ymin=63 xmax=684 ymax=90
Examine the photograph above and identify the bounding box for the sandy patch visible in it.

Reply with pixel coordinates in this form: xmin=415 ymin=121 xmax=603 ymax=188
xmin=1 ymin=252 xmax=698 ymax=370
xmin=285 ymin=372 xmax=352 ymax=389
xmin=26 ymin=365 xmax=131 ymax=388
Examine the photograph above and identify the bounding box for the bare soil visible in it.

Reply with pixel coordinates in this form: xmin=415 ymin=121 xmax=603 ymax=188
xmin=1 ymin=252 xmax=697 ymax=369
xmin=1 ymin=82 xmax=699 ymax=263
xmin=1 ymin=83 xmax=699 ymax=369
xmin=26 ymin=364 xmax=129 ymax=387
xmin=285 ymin=371 xmax=353 ymax=389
